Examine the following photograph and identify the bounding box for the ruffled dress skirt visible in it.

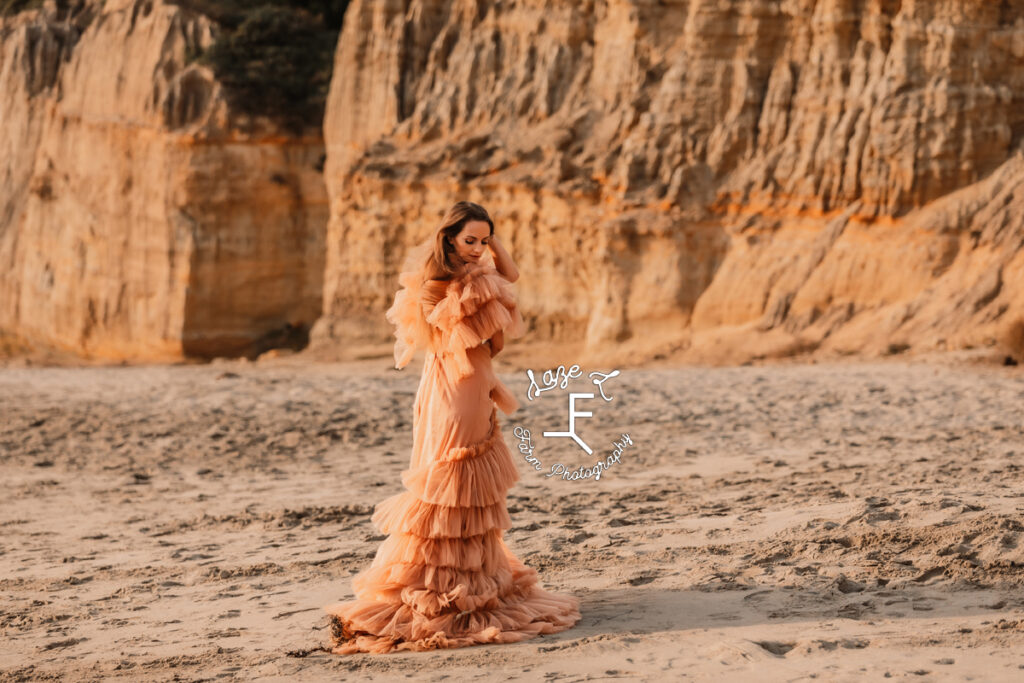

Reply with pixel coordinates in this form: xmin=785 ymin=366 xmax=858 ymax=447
xmin=322 ymin=340 xmax=582 ymax=654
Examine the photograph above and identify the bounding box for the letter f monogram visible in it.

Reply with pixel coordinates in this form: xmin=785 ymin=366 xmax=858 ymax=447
xmin=543 ymin=392 xmax=595 ymax=454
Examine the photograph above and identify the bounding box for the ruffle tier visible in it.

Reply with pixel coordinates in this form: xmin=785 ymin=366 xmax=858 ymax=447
xmin=372 ymin=491 xmax=513 ymax=539
xmin=349 ymin=546 xmax=538 ymax=596
xmin=352 ymin=556 xmax=522 ymax=598
xmin=368 ymin=528 xmax=507 ymax=572
xmin=326 ymin=562 xmax=581 ymax=654
xmin=348 ymin=537 xmax=541 ymax=618
xmin=400 ymin=407 xmax=520 ymax=507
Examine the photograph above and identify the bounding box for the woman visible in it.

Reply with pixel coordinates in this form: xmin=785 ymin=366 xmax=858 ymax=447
xmin=322 ymin=201 xmax=582 ymax=654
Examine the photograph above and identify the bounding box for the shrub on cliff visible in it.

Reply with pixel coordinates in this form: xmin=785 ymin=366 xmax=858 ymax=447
xmin=177 ymin=1 xmax=349 ymax=135
xmin=175 ymin=1 xmax=348 ymax=31
xmin=0 ymin=0 xmax=44 ymax=16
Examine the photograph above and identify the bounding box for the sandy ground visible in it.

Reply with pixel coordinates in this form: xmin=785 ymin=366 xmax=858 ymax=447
xmin=1 ymin=350 xmax=1023 ymax=681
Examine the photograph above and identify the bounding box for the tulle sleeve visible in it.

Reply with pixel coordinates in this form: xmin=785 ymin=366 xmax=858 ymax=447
xmin=384 ymin=244 xmax=435 ymax=370
xmin=425 ymin=263 xmax=527 ymax=380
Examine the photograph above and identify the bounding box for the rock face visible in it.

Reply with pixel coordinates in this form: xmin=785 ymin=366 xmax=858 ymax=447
xmin=0 ymin=0 xmax=326 ymax=361
xmin=313 ymin=0 xmax=1024 ymax=366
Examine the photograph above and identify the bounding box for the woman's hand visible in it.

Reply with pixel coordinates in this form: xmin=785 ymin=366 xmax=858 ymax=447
xmin=486 ymin=234 xmax=519 ymax=282
xmin=488 ymin=329 xmax=505 ymax=357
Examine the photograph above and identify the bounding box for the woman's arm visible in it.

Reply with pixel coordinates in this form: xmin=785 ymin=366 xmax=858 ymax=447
xmin=487 ymin=234 xmax=519 ymax=283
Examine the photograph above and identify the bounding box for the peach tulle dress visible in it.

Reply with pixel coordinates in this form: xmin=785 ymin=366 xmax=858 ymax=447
xmin=322 ymin=247 xmax=582 ymax=654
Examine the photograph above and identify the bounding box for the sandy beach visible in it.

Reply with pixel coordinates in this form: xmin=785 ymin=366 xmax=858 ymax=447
xmin=2 ymin=351 xmax=1023 ymax=681
xmin=3 ymin=0 xmax=1024 ymax=679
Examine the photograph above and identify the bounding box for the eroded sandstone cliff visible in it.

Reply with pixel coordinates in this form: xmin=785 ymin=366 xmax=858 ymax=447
xmin=0 ymin=0 xmax=327 ymax=361
xmin=312 ymin=0 xmax=1024 ymax=367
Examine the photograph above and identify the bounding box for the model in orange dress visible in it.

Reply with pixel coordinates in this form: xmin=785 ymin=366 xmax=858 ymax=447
xmin=322 ymin=201 xmax=582 ymax=654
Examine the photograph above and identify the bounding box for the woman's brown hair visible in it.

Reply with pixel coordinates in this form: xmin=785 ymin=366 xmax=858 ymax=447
xmin=420 ymin=201 xmax=494 ymax=281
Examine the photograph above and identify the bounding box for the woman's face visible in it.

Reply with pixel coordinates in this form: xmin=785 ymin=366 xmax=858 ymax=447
xmin=450 ymin=220 xmax=491 ymax=265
